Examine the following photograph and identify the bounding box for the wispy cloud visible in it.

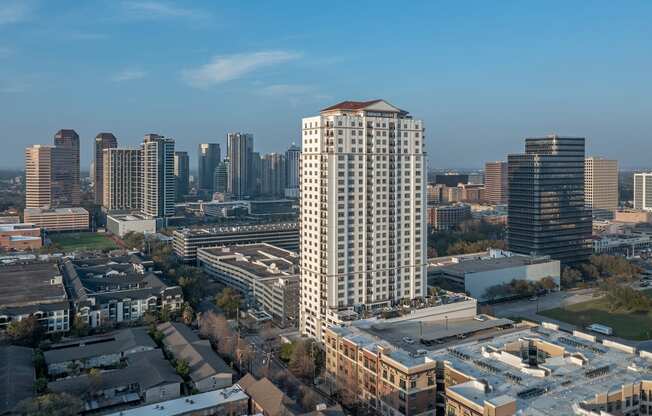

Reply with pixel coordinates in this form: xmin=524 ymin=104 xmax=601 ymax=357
xmin=182 ymin=51 xmax=301 ymax=88
xmin=121 ymin=1 xmax=206 ymax=20
xmin=0 ymin=1 xmax=31 ymax=25
xmin=112 ymin=69 xmax=147 ymax=82
xmin=258 ymin=84 xmax=314 ymax=96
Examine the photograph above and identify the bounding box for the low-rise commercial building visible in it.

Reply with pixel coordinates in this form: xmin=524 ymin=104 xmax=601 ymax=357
xmin=0 ymin=223 xmax=42 ymax=251
xmin=173 ymin=222 xmax=299 ymax=262
xmin=427 ymin=204 xmax=471 ymax=231
xmin=197 ymin=243 xmax=300 ymax=327
xmin=105 ymin=385 xmax=250 ymax=416
xmin=325 ymin=318 xmax=652 ymax=416
xmin=44 ymin=327 xmax=157 ymax=376
xmin=106 ymin=213 xmax=157 ymax=237
xmin=24 ymin=207 xmax=89 ymax=232
xmin=49 ymin=349 xmax=182 ymax=412
xmin=614 ymin=210 xmax=652 ymax=224
xmin=429 ymin=249 xmax=560 ymax=301
xmin=61 ymin=255 xmax=183 ymax=328
xmin=592 ymin=233 xmax=652 ymax=255
xmin=158 ymin=322 xmax=234 ymax=392
xmin=0 ymin=262 xmax=69 ymax=333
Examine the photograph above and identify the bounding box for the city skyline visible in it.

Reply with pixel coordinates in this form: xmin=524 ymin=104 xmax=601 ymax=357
xmin=2 ymin=1 xmax=652 ymax=169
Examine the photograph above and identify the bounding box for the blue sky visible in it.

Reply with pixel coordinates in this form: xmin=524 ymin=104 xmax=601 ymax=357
xmin=1 ymin=1 xmax=652 ymax=170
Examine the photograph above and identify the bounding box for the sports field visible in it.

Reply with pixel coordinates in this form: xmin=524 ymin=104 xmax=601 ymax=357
xmin=49 ymin=232 xmax=118 ymax=252
xmin=539 ymin=289 xmax=652 ymax=340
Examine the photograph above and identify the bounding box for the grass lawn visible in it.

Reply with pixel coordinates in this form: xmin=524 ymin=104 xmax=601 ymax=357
xmin=539 ymin=290 xmax=652 ymax=341
xmin=49 ymin=232 xmax=118 ymax=252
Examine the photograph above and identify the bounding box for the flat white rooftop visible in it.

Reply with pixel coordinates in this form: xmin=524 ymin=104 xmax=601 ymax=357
xmin=105 ymin=385 xmax=248 ymax=416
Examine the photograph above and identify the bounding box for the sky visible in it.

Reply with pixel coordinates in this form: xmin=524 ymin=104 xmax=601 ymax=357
xmin=1 ymin=1 xmax=652 ymax=170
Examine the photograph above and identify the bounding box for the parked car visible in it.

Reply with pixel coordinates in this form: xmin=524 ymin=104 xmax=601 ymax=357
xmin=402 ymin=336 xmax=415 ymax=344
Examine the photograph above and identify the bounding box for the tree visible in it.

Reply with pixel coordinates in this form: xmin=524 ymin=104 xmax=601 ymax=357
xmin=88 ymin=368 xmax=103 ymax=396
xmin=71 ymin=315 xmax=90 ymax=337
xmin=181 ymin=303 xmax=195 ymax=325
xmin=539 ymin=276 xmax=558 ymax=291
xmin=300 ymin=386 xmax=321 ymax=412
xmin=199 ymin=311 xmax=236 ymax=358
xmin=215 ymin=288 xmax=242 ymax=318
xmin=289 ymin=339 xmax=315 ymax=381
xmin=33 ymin=377 xmax=48 ymax=394
xmin=561 ymin=267 xmax=582 ymax=288
xmin=178 ymin=270 xmax=207 ymax=307
xmin=483 ymin=284 xmax=511 ymax=302
xmin=279 ymin=342 xmax=295 ymax=363
xmin=15 ymin=393 xmax=83 ymax=416
xmin=7 ymin=316 xmax=44 ymax=347
xmin=122 ymin=231 xmax=144 ymax=250
xmin=175 ymin=359 xmax=190 ymax=378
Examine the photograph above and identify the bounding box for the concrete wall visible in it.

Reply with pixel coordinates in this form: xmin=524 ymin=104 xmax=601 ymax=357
xmin=107 ymin=216 xmax=156 ymax=238
xmin=144 ymin=382 xmax=181 ymax=403
xmin=465 ymin=260 xmax=560 ymax=300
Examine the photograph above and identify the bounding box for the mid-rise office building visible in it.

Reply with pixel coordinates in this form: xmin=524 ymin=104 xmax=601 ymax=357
xmin=25 ymin=144 xmax=54 ymax=208
xmin=634 ymin=173 xmax=652 ymax=212
xmin=300 ymin=99 xmax=427 ymax=340
xmin=197 ymin=143 xmax=221 ymax=193
xmin=93 ymin=132 xmax=118 ymax=205
xmin=484 ymin=161 xmax=508 ymax=204
xmin=197 ymin=243 xmax=300 ymax=327
xmin=52 ymin=129 xmax=80 ymax=207
xmin=174 ymin=151 xmax=190 ymax=200
xmin=141 ymin=134 xmax=175 ymax=218
xmin=427 ymin=204 xmax=471 ymax=231
xmin=213 ymin=160 xmax=229 ymax=194
xmin=585 ymin=157 xmax=618 ymax=218
xmin=103 ymin=148 xmax=142 ymax=211
xmin=508 ymin=135 xmax=591 ymax=265
xmin=227 ymin=133 xmax=254 ymax=198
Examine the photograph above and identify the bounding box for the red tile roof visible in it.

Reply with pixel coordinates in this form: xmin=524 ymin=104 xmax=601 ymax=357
xmin=321 ymin=99 xmax=384 ymax=112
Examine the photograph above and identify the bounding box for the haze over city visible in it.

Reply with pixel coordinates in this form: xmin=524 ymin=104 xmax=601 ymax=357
xmin=2 ymin=0 xmax=652 ymax=168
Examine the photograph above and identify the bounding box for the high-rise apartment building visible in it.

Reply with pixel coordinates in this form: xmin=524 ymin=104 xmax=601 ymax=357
xmin=174 ymin=151 xmax=190 ymax=201
xmin=141 ymin=134 xmax=175 ymax=218
xmin=93 ymin=133 xmax=118 ymax=204
xmin=52 ymin=129 xmax=80 ymax=207
xmin=299 ymin=100 xmax=426 ymax=340
xmin=285 ymin=144 xmax=301 ymax=195
xmin=226 ymin=133 xmax=254 ymax=198
xmin=214 ymin=160 xmax=229 ymax=194
xmin=260 ymin=153 xmax=286 ymax=197
xmin=585 ymin=157 xmax=618 ymax=218
xmin=508 ymin=135 xmax=591 ymax=265
xmin=25 ymin=145 xmax=54 ymax=208
xmin=634 ymin=173 xmax=652 ymax=211
xmin=484 ymin=161 xmax=508 ymax=204
xmin=197 ymin=143 xmax=221 ymax=193
xmin=103 ymin=148 xmax=142 ymax=211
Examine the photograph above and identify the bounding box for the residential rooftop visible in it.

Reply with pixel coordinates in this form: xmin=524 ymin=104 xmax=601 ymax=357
xmin=44 ymin=327 xmax=156 ymax=365
xmin=0 ymin=345 xmax=34 ymax=414
xmin=104 ymin=385 xmax=248 ymax=416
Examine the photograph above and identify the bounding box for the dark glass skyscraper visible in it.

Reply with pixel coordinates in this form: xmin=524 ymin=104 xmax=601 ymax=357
xmin=197 ymin=143 xmax=221 ymax=193
xmin=94 ymin=132 xmax=118 ymax=204
xmin=53 ymin=129 xmax=80 ymax=207
xmin=508 ymin=135 xmax=591 ymax=265
xmin=226 ymin=133 xmax=254 ymax=198
xmin=174 ymin=151 xmax=190 ymax=201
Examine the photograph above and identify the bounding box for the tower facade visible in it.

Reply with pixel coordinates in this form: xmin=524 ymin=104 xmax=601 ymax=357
xmin=25 ymin=145 xmax=54 ymax=208
xmin=299 ymin=100 xmax=427 ymax=339
xmin=197 ymin=143 xmax=221 ymax=193
xmin=484 ymin=161 xmax=508 ymax=204
xmin=103 ymin=148 xmax=142 ymax=211
xmin=141 ymin=134 xmax=175 ymax=218
xmin=174 ymin=151 xmax=190 ymax=201
xmin=508 ymin=135 xmax=591 ymax=265
xmin=94 ymin=133 xmax=118 ymax=204
xmin=53 ymin=129 xmax=80 ymax=207
xmin=226 ymin=133 xmax=254 ymax=199
xmin=585 ymin=157 xmax=618 ymax=218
